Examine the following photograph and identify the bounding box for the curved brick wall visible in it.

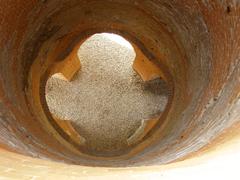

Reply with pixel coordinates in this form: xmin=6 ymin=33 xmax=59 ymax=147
xmin=0 ymin=0 xmax=239 ymax=174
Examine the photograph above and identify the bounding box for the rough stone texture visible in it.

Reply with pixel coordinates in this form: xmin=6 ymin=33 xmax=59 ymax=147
xmin=46 ymin=33 xmax=169 ymax=154
xmin=0 ymin=0 xmax=239 ymax=172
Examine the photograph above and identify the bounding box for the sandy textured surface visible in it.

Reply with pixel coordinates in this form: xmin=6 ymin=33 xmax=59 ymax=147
xmin=46 ymin=34 xmax=169 ymax=154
